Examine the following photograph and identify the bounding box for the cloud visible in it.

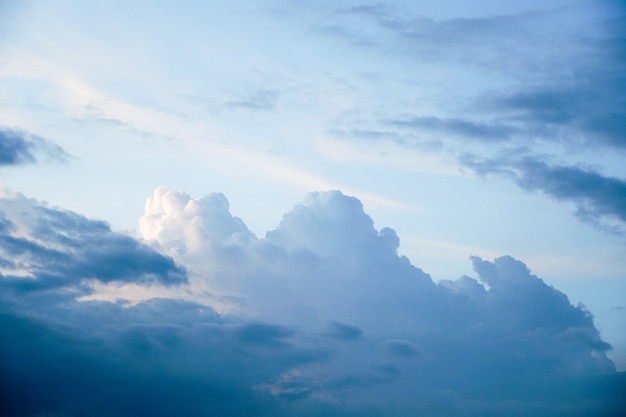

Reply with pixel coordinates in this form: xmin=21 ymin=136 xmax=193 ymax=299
xmin=140 ymin=186 xmax=254 ymax=256
xmin=140 ymin=189 xmax=621 ymax=405
xmin=386 ymin=116 xmax=516 ymax=142
xmin=338 ymin=3 xmax=626 ymax=154
xmin=234 ymin=322 xmax=295 ymax=347
xmin=383 ymin=339 xmax=422 ymax=357
xmin=0 ymin=127 xmax=68 ymax=166
xmin=480 ymin=76 xmax=626 ymax=151
xmin=266 ymin=190 xmax=398 ymax=257
xmin=461 ymin=155 xmax=626 ymax=233
xmin=328 ymin=3 xmax=587 ymax=73
xmin=1 ymin=188 xmax=624 ymax=416
xmin=0 ymin=191 xmax=187 ymax=294
xmin=324 ymin=321 xmax=364 ymax=341
xmin=0 ymin=302 xmax=303 ymax=417
xmin=314 ymin=2 xmax=626 ymax=239
xmin=227 ymin=88 xmax=280 ymax=111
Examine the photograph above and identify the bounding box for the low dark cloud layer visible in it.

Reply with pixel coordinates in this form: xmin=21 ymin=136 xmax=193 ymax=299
xmin=1 ymin=188 xmax=624 ymax=416
xmin=0 ymin=302 xmax=304 ymax=417
xmin=0 ymin=128 xmax=68 ymax=167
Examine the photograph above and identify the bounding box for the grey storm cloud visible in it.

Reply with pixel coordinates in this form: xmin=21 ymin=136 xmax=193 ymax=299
xmin=0 ymin=193 xmax=187 ymax=294
xmin=1 ymin=188 xmax=625 ymax=416
xmin=0 ymin=127 xmax=68 ymax=166
xmin=461 ymin=155 xmax=626 ymax=234
xmin=0 ymin=302 xmax=312 ymax=417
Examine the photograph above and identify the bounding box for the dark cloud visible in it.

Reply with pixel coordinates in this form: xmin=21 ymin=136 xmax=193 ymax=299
xmin=324 ymin=321 xmax=364 ymax=341
xmin=383 ymin=339 xmax=422 ymax=357
xmin=461 ymin=155 xmax=626 ymax=233
xmin=479 ymin=5 xmax=626 ymax=150
xmin=0 ymin=128 xmax=36 ymax=165
xmin=0 ymin=304 xmax=288 ymax=417
xmin=386 ymin=116 xmax=516 ymax=142
xmin=1 ymin=189 xmax=624 ymax=416
xmin=0 ymin=193 xmax=187 ymax=294
xmin=339 ymin=3 xmax=626 ymax=152
xmin=480 ymin=74 xmax=626 ymax=150
xmin=0 ymin=127 xmax=68 ymax=166
xmin=484 ymin=89 xmax=584 ymax=125
xmin=234 ymin=322 xmax=295 ymax=347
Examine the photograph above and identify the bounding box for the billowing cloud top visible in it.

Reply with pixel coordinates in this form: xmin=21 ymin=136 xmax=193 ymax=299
xmin=2 ymin=187 xmax=622 ymax=416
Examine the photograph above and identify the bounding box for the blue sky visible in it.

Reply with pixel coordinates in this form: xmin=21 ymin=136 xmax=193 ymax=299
xmin=1 ymin=0 xmax=625 ymax=415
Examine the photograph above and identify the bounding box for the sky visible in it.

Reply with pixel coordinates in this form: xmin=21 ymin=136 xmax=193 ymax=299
xmin=1 ymin=0 xmax=625 ymax=415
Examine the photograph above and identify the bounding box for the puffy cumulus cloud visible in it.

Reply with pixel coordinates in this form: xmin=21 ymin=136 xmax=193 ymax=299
xmin=0 ymin=191 xmax=187 ymax=295
xmin=140 ymin=186 xmax=254 ymax=256
xmin=266 ymin=190 xmax=402 ymax=259
xmin=133 ymin=187 xmax=621 ymax=413
xmin=2 ymin=188 xmax=625 ymax=416
xmin=138 ymin=188 xmax=433 ymax=328
xmin=0 ymin=127 xmax=68 ymax=167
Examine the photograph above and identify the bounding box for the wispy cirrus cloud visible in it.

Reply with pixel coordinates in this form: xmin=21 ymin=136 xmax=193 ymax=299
xmin=328 ymin=2 xmax=626 ymax=151
xmin=313 ymin=2 xmax=626 ymax=237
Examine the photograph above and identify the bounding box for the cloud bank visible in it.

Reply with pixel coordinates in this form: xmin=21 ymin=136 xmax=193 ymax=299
xmin=1 ymin=187 xmax=624 ymax=416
